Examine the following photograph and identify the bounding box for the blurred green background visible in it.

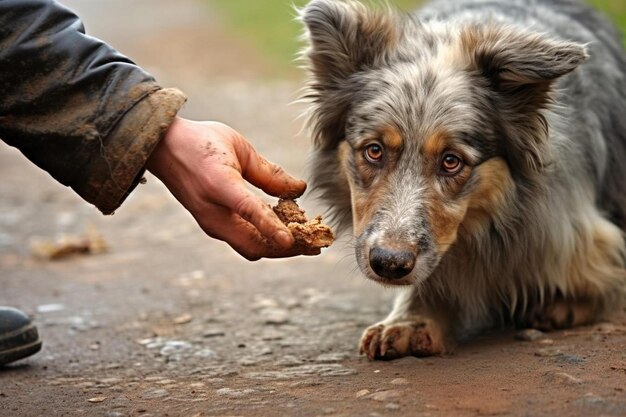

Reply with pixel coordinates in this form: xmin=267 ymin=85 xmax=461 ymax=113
xmin=209 ymin=0 xmax=626 ymax=71
xmin=588 ymin=0 xmax=626 ymax=33
xmin=209 ymin=0 xmax=418 ymax=66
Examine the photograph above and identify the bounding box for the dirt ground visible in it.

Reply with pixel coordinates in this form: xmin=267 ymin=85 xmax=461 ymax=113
xmin=1 ymin=1 xmax=625 ymax=416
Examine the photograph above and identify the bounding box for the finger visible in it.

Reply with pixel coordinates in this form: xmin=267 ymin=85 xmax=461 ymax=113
xmin=197 ymin=204 xmax=317 ymax=260
xmin=223 ymin=193 xmax=321 ymax=256
xmin=238 ymin=141 xmax=307 ymax=199
xmin=215 ymin=167 xmax=295 ymax=249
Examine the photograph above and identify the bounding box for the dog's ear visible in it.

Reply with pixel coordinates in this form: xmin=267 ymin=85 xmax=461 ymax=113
xmin=300 ymin=0 xmax=401 ymax=150
xmin=461 ymin=25 xmax=587 ymax=87
xmin=460 ymin=25 xmax=587 ymax=172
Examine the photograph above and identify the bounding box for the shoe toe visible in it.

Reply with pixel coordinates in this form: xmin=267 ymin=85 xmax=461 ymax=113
xmin=0 ymin=307 xmax=33 ymax=333
xmin=0 ymin=307 xmax=42 ymax=366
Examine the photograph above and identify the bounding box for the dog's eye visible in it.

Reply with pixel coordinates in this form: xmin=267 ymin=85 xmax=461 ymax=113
xmin=440 ymin=153 xmax=464 ymax=175
xmin=364 ymin=144 xmax=384 ymax=163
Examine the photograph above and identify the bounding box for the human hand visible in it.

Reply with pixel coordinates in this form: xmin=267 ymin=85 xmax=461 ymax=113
xmin=145 ymin=117 xmax=313 ymax=260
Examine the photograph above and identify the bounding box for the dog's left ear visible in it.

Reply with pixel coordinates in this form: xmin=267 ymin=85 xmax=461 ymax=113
xmin=461 ymin=25 xmax=587 ymax=87
xmin=300 ymin=0 xmax=401 ymax=150
xmin=460 ymin=25 xmax=588 ymax=172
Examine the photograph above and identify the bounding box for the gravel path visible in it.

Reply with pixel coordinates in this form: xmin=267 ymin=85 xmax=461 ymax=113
xmin=1 ymin=1 xmax=625 ymax=416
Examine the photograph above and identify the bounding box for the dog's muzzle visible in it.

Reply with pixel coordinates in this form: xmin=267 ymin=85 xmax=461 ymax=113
xmin=369 ymin=245 xmax=417 ymax=280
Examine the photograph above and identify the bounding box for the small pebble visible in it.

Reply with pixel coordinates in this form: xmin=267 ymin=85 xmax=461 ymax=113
xmin=173 ymin=314 xmax=193 ymax=325
xmin=99 ymin=378 xmax=122 ymax=385
xmin=556 ymin=354 xmax=586 ymax=365
xmin=244 ymin=364 xmax=356 ymax=380
xmin=202 ymin=329 xmax=226 ymax=338
xmin=535 ymin=347 xmax=563 ymax=357
xmin=216 ymin=388 xmax=256 ymax=398
xmin=260 ymin=331 xmax=284 ymax=341
xmin=194 ymin=348 xmax=217 ymax=359
xmin=141 ymin=388 xmax=169 ymax=399
xmin=275 ymin=355 xmax=305 ymax=367
xmin=393 ymin=356 xmax=422 ymax=365
xmin=315 ymin=352 xmax=349 ymax=363
xmin=262 ymin=308 xmax=290 ymax=325
xmin=574 ymin=393 xmax=608 ymax=409
xmin=545 ymin=371 xmax=583 ymax=385
xmin=87 ymin=397 xmax=107 ymax=403
xmin=390 ymin=378 xmax=409 ymax=386
xmin=385 ymin=403 xmax=401 ymax=411
xmin=159 ymin=340 xmax=192 ymax=357
xmin=515 ymin=329 xmax=545 ymax=341
xmin=144 ymin=376 xmax=165 ymax=382
xmin=368 ymin=390 xmax=402 ymax=402
xmin=155 ymin=379 xmax=176 ymax=385
xmin=258 ymin=347 xmax=274 ymax=356
xmin=356 ymin=389 xmax=371 ymax=399
xmin=252 ymin=297 xmax=279 ymax=310
xmin=239 ymin=356 xmax=263 ymax=366
xmin=37 ymin=303 xmax=65 ymax=313
xmin=288 ymin=381 xmax=323 ymax=388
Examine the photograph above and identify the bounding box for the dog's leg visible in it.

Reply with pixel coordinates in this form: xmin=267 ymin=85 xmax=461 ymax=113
xmin=359 ymin=287 xmax=453 ymax=360
xmin=528 ymin=297 xmax=601 ymax=331
xmin=527 ymin=215 xmax=625 ymax=331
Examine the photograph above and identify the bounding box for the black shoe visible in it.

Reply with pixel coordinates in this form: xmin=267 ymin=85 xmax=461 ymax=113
xmin=0 ymin=307 xmax=42 ymax=366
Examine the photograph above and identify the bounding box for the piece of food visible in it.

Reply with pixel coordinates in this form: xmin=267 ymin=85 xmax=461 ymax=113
xmin=30 ymin=225 xmax=108 ymax=261
xmin=272 ymin=199 xmax=334 ymax=250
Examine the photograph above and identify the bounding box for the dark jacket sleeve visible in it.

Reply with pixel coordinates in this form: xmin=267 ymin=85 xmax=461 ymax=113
xmin=0 ymin=0 xmax=186 ymax=214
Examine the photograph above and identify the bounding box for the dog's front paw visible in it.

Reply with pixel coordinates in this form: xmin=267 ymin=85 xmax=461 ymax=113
xmin=359 ymin=317 xmax=448 ymax=360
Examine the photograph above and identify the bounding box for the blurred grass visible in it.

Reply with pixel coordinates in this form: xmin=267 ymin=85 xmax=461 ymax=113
xmin=208 ymin=0 xmax=422 ymax=70
xmin=208 ymin=0 xmax=626 ymax=73
xmin=588 ymin=0 xmax=626 ymax=36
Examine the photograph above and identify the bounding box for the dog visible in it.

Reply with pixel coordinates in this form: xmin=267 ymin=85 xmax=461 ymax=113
xmin=299 ymin=0 xmax=626 ymax=360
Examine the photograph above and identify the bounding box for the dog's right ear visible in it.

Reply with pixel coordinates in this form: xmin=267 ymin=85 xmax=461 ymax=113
xmin=300 ymin=0 xmax=401 ymax=150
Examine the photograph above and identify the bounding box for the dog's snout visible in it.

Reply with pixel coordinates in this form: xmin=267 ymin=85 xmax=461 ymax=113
xmin=369 ymin=246 xmax=416 ymax=280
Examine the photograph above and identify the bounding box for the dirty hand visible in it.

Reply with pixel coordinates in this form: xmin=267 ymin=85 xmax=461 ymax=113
xmin=145 ymin=117 xmax=311 ymax=260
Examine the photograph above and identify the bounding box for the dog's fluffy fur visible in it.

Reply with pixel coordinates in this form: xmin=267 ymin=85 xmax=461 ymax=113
xmin=300 ymin=0 xmax=626 ymax=359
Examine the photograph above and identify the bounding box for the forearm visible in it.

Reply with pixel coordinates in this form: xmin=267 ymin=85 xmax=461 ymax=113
xmin=76 ymin=88 xmax=186 ymax=214
xmin=0 ymin=0 xmax=185 ymax=213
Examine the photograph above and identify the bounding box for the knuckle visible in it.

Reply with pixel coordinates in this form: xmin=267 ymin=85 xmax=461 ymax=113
xmin=270 ymin=163 xmax=285 ymax=177
xmin=234 ymin=195 xmax=257 ymax=222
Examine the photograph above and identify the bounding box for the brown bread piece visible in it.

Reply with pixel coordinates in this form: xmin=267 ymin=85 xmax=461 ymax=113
xmin=272 ymin=199 xmax=334 ymax=250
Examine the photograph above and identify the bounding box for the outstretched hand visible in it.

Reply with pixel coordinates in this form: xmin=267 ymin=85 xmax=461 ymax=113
xmin=146 ymin=117 xmax=314 ymax=260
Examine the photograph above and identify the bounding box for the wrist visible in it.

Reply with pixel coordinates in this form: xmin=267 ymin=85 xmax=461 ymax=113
xmin=146 ymin=116 xmax=186 ymax=176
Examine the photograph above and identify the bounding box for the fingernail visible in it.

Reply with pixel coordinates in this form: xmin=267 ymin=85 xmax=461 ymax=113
xmin=274 ymin=230 xmax=293 ymax=248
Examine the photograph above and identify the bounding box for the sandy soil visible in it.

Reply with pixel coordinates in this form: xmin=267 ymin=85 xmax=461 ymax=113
xmin=1 ymin=1 xmax=625 ymax=416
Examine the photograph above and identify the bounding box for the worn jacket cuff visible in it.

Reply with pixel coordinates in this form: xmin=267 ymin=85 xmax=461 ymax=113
xmin=73 ymin=88 xmax=187 ymax=214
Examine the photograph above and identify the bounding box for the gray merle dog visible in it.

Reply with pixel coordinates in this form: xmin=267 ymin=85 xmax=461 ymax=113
xmin=299 ymin=0 xmax=626 ymax=360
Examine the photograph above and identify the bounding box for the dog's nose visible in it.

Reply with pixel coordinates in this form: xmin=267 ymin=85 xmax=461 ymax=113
xmin=369 ymin=246 xmax=416 ymax=280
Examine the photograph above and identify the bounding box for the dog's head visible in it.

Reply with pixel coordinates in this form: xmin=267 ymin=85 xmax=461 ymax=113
xmin=300 ymin=0 xmax=587 ymax=286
